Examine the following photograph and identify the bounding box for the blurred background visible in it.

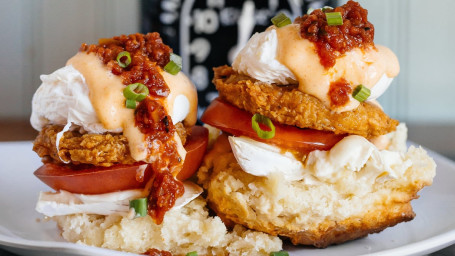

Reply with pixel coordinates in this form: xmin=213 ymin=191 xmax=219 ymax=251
xmin=0 ymin=0 xmax=454 ymax=160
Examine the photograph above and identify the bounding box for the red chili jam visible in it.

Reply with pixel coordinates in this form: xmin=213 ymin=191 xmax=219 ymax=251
xmin=295 ymin=0 xmax=374 ymax=68
xmin=148 ymin=170 xmax=185 ymax=225
xmin=328 ymin=78 xmax=352 ymax=107
xmin=144 ymin=248 xmax=172 ymax=256
xmin=135 ymin=98 xmax=184 ymax=224
xmin=80 ymin=33 xmax=171 ymax=97
xmin=135 ymin=98 xmax=182 ymax=174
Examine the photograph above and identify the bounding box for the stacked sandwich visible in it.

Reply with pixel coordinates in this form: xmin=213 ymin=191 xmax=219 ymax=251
xmin=199 ymin=0 xmax=436 ymax=248
xmin=30 ymin=33 xmax=282 ymax=255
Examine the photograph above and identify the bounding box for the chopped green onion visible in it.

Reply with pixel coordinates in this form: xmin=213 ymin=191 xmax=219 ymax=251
xmin=352 ymin=84 xmax=371 ymax=102
xmin=251 ymin=114 xmax=275 ymax=139
xmin=129 ymin=198 xmax=147 ymax=217
xmin=326 ymin=12 xmax=343 ymax=26
xmin=271 ymin=13 xmax=291 ymax=28
xmin=269 ymin=251 xmax=289 ymax=256
xmin=125 ymin=99 xmax=137 ymax=109
xmin=306 ymin=8 xmax=314 ymax=15
xmin=322 ymin=6 xmax=334 ymax=12
xmin=123 ymin=83 xmax=149 ymax=101
xmin=164 ymin=53 xmax=182 ymax=75
xmin=116 ymin=51 xmax=131 ymax=68
xmin=185 ymin=251 xmax=198 ymax=256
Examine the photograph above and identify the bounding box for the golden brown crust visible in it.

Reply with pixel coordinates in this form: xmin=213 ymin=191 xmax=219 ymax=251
xmin=209 ymin=192 xmax=415 ymax=248
xmin=33 ymin=125 xmax=136 ymax=167
xmin=213 ymin=65 xmax=399 ymax=138
xmin=286 ymin=203 xmax=415 ymax=247
xmin=33 ymin=123 xmax=189 ymax=167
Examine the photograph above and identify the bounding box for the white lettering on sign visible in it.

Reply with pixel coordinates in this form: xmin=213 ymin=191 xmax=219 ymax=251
xmin=268 ymin=0 xmax=279 ymax=12
xmin=219 ymin=7 xmax=241 ymax=26
xmin=160 ymin=12 xmax=178 ymax=24
xmin=160 ymin=0 xmax=181 ymax=24
xmin=207 ymin=0 xmax=225 ymax=9
xmin=190 ymin=38 xmax=211 ymax=63
xmin=228 ymin=1 xmax=256 ymax=64
xmin=255 ymin=8 xmax=272 ymax=25
xmin=163 ymin=26 xmax=177 ymax=38
xmin=161 ymin=0 xmax=180 ymax=12
xmin=193 ymin=9 xmax=219 ymax=34
xmin=191 ymin=65 xmax=209 ymax=91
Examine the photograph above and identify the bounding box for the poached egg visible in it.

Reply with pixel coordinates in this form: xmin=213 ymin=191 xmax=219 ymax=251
xmin=233 ymin=25 xmax=399 ymax=112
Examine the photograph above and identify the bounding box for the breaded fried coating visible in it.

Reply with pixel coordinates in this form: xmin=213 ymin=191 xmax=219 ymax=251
xmin=33 ymin=125 xmax=135 ymax=167
xmin=213 ymin=66 xmax=399 ymax=138
xmin=33 ymin=123 xmax=189 ymax=167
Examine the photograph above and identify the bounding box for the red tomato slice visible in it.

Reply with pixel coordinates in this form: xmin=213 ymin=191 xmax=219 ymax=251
xmin=34 ymin=126 xmax=209 ymax=194
xmin=201 ymin=98 xmax=345 ymax=152
xmin=176 ymin=126 xmax=208 ymax=180
xmin=34 ymin=163 xmax=152 ymax=195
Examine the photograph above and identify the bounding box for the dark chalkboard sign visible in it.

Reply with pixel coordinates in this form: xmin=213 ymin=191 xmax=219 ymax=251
xmin=141 ymin=0 xmax=336 ymax=116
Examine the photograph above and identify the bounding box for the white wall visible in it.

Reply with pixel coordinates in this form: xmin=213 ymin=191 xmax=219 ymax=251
xmin=0 ymin=0 xmax=139 ymax=119
xmin=342 ymin=0 xmax=455 ymax=124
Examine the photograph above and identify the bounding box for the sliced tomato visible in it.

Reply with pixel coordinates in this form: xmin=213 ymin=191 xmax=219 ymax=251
xmin=176 ymin=126 xmax=208 ymax=180
xmin=201 ymin=98 xmax=345 ymax=152
xmin=34 ymin=163 xmax=152 ymax=194
xmin=34 ymin=126 xmax=209 ymax=194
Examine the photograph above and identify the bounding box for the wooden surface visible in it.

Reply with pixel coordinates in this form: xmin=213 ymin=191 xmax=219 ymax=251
xmin=0 ymin=120 xmax=37 ymax=141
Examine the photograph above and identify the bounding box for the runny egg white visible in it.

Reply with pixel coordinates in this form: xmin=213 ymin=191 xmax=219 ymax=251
xmin=228 ymin=124 xmax=410 ymax=186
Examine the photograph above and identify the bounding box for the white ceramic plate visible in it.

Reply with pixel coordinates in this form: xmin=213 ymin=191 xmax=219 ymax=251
xmin=0 ymin=141 xmax=454 ymax=256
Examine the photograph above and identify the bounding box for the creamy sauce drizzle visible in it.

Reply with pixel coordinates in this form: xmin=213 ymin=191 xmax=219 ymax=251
xmin=162 ymin=71 xmax=198 ymax=127
xmin=275 ymin=24 xmax=400 ymax=112
xmin=67 ymin=52 xmax=197 ymax=163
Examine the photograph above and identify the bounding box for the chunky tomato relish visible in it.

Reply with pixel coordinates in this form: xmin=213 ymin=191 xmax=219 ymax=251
xmin=328 ymin=78 xmax=353 ymax=107
xmin=144 ymin=248 xmax=172 ymax=256
xmin=148 ymin=171 xmax=185 ymax=224
xmin=135 ymin=98 xmax=182 ymax=175
xmin=295 ymin=0 xmax=374 ymax=68
xmin=80 ymin=32 xmax=171 ymax=97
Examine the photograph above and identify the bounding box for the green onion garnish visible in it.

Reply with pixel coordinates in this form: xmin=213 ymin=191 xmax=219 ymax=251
xmin=164 ymin=53 xmax=182 ymax=75
xmin=252 ymin=113 xmax=275 ymax=139
xmin=125 ymin=99 xmax=137 ymax=109
xmin=306 ymin=8 xmax=314 ymax=15
xmin=271 ymin=13 xmax=291 ymax=28
xmin=185 ymin=251 xmax=198 ymax=256
xmin=269 ymin=251 xmax=289 ymax=256
xmin=352 ymin=84 xmax=371 ymax=102
xmin=116 ymin=51 xmax=131 ymax=68
xmin=326 ymin=12 xmax=343 ymax=26
xmin=123 ymin=83 xmax=149 ymax=101
xmin=129 ymin=198 xmax=148 ymax=217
